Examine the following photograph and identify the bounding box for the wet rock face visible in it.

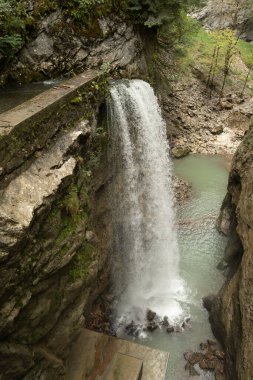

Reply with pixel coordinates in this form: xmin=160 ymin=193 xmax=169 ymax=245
xmin=0 ymin=87 xmax=112 ymax=378
xmin=1 ymin=12 xmax=147 ymax=85
xmin=209 ymin=127 xmax=253 ymax=380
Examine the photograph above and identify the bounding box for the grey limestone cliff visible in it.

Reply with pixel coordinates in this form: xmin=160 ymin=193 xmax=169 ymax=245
xmin=209 ymin=124 xmax=253 ymax=380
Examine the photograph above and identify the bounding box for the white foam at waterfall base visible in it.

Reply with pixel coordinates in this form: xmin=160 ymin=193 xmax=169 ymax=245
xmin=108 ymin=79 xmax=188 ymax=331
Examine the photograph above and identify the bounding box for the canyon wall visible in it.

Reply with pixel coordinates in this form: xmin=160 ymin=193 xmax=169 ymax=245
xmin=0 ymin=44 xmax=147 ymax=379
xmin=209 ymin=123 xmax=253 ymax=380
xmin=0 ymin=72 xmax=111 ymax=379
xmin=0 ymin=2 xmax=149 ymax=375
xmin=0 ymin=0 xmax=152 ymax=376
xmin=0 ymin=5 xmax=147 ymax=85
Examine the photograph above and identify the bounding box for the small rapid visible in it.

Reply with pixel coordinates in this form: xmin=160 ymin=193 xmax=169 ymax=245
xmin=107 ymin=79 xmax=187 ymax=328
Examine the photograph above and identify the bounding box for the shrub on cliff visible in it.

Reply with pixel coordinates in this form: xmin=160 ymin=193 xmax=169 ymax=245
xmin=126 ymin=0 xmax=205 ymax=28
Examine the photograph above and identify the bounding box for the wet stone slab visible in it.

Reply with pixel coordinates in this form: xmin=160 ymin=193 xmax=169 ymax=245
xmin=0 ymin=70 xmax=98 ymax=135
xmin=0 ymin=69 xmax=103 ymax=180
xmin=65 ymin=329 xmax=169 ymax=380
xmin=103 ymin=353 xmax=143 ymax=380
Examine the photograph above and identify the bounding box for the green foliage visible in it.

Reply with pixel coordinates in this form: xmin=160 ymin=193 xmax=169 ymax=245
xmin=70 ymin=95 xmax=83 ymax=104
xmin=0 ymin=0 xmax=28 ymax=57
xmin=0 ymin=34 xmax=23 ymax=55
xmin=0 ymin=0 xmax=206 ymax=60
xmin=237 ymin=38 xmax=253 ymax=68
xmin=64 ymin=185 xmax=80 ymax=218
xmin=33 ymin=0 xmax=58 ymax=17
xmin=175 ymin=23 xmax=253 ymax=94
xmin=60 ymin=0 xmax=204 ymax=31
xmin=61 ymin=0 xmax=113 ymax=21
xmin=160 ymin=13 xmax=201 ymax=49
xmin=126 ymin=0 xmax=205 ymax=28
xmin=68 ymin=243 xmax=96 ymax=281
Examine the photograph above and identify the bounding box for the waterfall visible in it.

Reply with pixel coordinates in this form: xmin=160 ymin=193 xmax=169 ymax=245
xmin=108 ymin=79 xmax=185 ymax=329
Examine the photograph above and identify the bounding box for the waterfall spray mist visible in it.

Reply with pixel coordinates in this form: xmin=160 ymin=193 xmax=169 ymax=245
xmin=108 ymin=80 xmax=185 ymax=329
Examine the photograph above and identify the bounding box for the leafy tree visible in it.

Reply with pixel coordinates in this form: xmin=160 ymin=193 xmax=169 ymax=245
xmin=218 ymin=29 xmax=239 ymax=98
xmin=207 ymin=29 xmax=239 ymax=98
xmin=241 ymin=64 xmax=253 ymax=96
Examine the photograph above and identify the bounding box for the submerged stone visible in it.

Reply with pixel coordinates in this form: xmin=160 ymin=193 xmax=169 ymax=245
xmin=171 ymin=146 xmax=190 ymax=158
xmin=146 ymin=322 xmax=158 ymax=332
xmin=162 ymin=316 xmax=169 ymax=327
xmin=166 ymin=326 xmax=175 ymax=334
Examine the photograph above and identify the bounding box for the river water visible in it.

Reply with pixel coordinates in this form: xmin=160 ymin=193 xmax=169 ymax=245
xmin=0 ymin=80 xmax=60 ymax=114
xmin=128 ymin=154 xmax=228 ymax=379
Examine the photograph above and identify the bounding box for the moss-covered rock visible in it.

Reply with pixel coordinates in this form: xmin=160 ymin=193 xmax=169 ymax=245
xmin=0 ymin=75 xmax=111 ymax=378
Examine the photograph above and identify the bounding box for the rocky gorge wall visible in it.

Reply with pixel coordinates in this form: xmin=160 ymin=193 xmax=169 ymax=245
xmin=2 ymin=3 xmax=253 ymax=380
xmin=0 ymin=6 xmax=147 ymax=86
xmin=0 ymin=71 xmax=112 ymax=379
xmin=207 ymin=123 xmax=253 ymax=380
xmin=0 ymin=3 xmax=150 ymax=375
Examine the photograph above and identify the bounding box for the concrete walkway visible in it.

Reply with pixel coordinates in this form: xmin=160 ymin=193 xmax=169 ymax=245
xmin=65 ymin=329 xmax=169 ymax=380
xmin=0 ymin=70 xmax=99 ymax=135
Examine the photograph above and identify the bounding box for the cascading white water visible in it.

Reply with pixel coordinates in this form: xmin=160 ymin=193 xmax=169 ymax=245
xmin=108 ymin=79 xmax=186 ymax=328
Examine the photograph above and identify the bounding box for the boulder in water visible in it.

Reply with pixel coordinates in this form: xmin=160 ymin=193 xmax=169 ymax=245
xmin=146 ymin=309 xmax=156 ymax=322
xmin=146 ymin=322 xmax=158 ymax=332
xmin=184 ymin=350 xmax=193 ymax=361
xmin=166 ymin=326 xmax=175 ymax=334
xmin=125 ymin=321 xmax=136 ymax=336
xmin=202 ymin=294 xmax=215 ymax=311
xmin=162 ymin=316 xmax=169 ymax=327
xmin=181 ymin=316 xmax=191 ymax=330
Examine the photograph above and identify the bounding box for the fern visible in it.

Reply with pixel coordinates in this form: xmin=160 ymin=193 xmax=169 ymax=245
xmin=0 ymin=34 xmax=23 ymax=53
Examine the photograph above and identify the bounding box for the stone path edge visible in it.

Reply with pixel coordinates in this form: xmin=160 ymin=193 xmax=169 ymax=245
xmin=0 ymin=70 xmax=100 ymax=134
xmin=0 ymin=69 xmax=105 ymax=179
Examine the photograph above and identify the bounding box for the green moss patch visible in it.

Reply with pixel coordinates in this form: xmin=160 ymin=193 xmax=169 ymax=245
xmin=68 ymin=243 xmax=97 ymax=281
